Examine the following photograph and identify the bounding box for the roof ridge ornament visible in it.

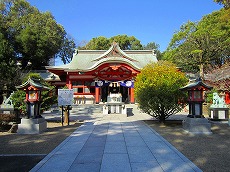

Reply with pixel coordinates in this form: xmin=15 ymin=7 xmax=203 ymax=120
xmin=112 ymin=42 xmax=118 ymax=46
xmin=92 ymin=42 xmax=138 ymax=62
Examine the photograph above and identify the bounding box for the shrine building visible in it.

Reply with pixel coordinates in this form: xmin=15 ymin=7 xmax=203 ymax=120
xmin=46 ymin=43 xmax=158 ymax=104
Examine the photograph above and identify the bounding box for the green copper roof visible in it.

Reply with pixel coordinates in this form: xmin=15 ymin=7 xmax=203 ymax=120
xmin=180 ymin=79 xmax=213 ymax=90
xmin=46 ymin=43 xmax=158 ymax=72
xmin=16 ymin=78 xmax=50 ymax=90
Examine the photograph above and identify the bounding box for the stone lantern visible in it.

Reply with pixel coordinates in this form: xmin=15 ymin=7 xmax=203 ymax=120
xmin=180 ymin=78 xmax=213 ymax=117
xmin=16 ymin=77 xmax=49 ymax=134
xmin=180 ymin=78 xmax=213 ymax=134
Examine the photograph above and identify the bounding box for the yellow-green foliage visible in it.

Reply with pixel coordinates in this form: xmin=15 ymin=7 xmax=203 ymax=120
xmin=135 ymin=61 xmax=188 ymax=122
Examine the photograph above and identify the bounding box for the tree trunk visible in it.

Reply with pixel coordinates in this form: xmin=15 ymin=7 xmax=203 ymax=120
xmin=159 ymin=113 xmax=166 ymax=123
xmin=199 ymin=63 xmax=204 ymax=80
xmin=64 ymin=107 xmax=69 ymax=125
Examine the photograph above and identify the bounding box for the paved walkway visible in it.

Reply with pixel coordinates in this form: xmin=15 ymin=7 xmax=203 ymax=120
xmin=31 ymin=105 xmax=201 ymax=172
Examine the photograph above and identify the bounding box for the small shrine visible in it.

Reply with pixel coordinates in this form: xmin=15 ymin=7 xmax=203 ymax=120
xmin=106 ymin=93 xmax=125 ymax=114
xmin=180 ymin=78 xmax=213 ymax=134
xmin=102 ymin=82 xmax=127 ymax=115
xmin=16 ymin=77 xmax=49 ymax=134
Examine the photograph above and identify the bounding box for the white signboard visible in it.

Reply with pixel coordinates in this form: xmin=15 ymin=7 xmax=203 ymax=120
xmin=58 ymin=89 xmax=74 ymax=106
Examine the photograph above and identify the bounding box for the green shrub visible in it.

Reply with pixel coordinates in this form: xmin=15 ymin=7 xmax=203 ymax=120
xmin=135 ymin=61 xmax=188 ymax=122
xmin=205 ymin=89 xmax=217 ymax=104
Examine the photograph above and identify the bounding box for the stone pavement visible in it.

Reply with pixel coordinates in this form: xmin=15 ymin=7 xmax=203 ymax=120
xmin=31 ymin=104 xmax=201 ymax=172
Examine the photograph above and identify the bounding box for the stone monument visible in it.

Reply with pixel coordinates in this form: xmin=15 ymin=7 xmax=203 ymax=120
xmin=209 ymin=92 xmax=229 ymax=120
xmin=0 ymin=91 xmax=15 ymax=114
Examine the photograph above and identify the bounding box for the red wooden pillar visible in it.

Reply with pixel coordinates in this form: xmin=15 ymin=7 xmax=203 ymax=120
xmin=225 ymin=92 xmax=230 ymax=104
xmin=95 ymin=87 xmax=100 ymax=104
xmin=68 ymin=80 xmax=72 ymax=89
xmin=66 ymin=76 xmax=72 ymax=89
xmin=130 ymin=87 xmax=135 ymax=104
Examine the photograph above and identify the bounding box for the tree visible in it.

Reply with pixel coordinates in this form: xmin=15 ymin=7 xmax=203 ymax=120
xmin=11 ymin=73 xmax=57 ymax=116
xmin=79 ymin=35 xmax=143 ymax=50
xmin=143 ymin=42 xmax=162 ymax=60
xmin=78 ymin=35 xmax=162 ymax=61
xmin=135 ymin=61 xmax=188 ymax=122
xmin=214 ymin=0 xmax=230 ymax=8
xmin=163 ymin=8 xmax=230 ymax=78
xmin=163 ymin=21 xmax=201 ymax=73
xmin=205 ymin=61 xmax=230 ymax=93
xmin=79 ymin=36 xmax=110 ymax=50
xmin=0 ymin=0 xmax=76 ymax=68
xmin=109 ymin=35 xmax=143 ymax=50
xmin=5 ymin=0 xmax=65 ymax=69
xmin=0 ymin=2 xmax=18 ymax=90
xmin=0 ymin=25 xmax=17 ymax=90
xmin=0 ymin=0 xmax=75 ymax=89
xmin=56 ymin=34 xmax=76 ymax=64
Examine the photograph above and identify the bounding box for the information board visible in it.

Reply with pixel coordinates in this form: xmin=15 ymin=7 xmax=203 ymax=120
xmin=58 ymin=89 xmax=74 ymax=106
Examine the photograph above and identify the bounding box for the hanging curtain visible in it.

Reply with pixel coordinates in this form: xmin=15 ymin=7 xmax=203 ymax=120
xmin=95 ymin=80 xmax=110 ymax=87
xmin=119 ymin=80 xmax=134 ymax=88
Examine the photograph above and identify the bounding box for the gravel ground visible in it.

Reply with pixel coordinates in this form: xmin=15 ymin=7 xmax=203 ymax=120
xmin=145 ymin=120 xmax=230 ymax=172
xmin=0 ymin=122 xmax=82 ymax=172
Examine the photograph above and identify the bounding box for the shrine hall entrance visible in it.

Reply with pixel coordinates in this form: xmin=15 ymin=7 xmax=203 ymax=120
xmin=94 ymin=62 xmax=137 ymax=104
xmin=101 ymin=82 xmax=128 ymax=103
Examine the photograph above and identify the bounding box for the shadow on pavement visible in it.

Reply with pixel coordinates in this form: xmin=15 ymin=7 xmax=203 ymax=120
xmin=0 ymin=155 xmax=45 ymax=172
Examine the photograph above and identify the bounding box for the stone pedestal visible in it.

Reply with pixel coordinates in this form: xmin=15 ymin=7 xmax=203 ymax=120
xmin=0 ymin=107 xmax=15 ymax=114
xmin=107 ymin=102 xmax=124 ymax=114
xmin=103 ymin=105 xmax=109 ymax=115
xmin=110 ymin=105 xmax=116 ymax=113
xmin=17 ymin=118 xmax=47 ymax=134
xmin=182 ymin=117 xmax=212 ymax=134
xmin=210 ymin=107 xmax=229 ymax=120
xmin=121 ymin=106 xmax=127 ymax=115
xmin=102 ymin=103 xmax=127 ymax=115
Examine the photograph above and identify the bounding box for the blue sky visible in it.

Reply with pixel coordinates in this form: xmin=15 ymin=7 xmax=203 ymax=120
xmin=27 ymin=0 xmax=222 ymax=52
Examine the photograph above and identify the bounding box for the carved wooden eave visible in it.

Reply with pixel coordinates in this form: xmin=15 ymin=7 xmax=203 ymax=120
xmin=92 ymin=42 xmax=139 ymax=63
